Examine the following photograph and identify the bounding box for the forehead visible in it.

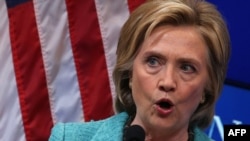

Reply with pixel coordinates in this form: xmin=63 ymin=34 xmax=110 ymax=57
xmin=138 ymin=25 xmax=208 ymax=62
xmin=143 ymin=25 xmax=206 ymax=48
xmin=146 ymin=25 xmax=205 ymax=46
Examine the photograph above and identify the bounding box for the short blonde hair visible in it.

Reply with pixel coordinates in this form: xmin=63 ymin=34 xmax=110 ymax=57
xmin=113 ymin=0 xmax=230 ymax=129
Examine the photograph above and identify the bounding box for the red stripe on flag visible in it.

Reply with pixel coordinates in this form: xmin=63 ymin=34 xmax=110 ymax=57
xmin=127 ymin=0 xmax=146 ymax=12
xmin=65 ymin=0 xmax=114 ymax=121
xmin=8 ymin=2 xmax=53 ymax=141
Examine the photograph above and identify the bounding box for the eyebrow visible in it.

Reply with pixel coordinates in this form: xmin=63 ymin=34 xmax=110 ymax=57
xmin=142 ymin=51 xmax=166 ymax=59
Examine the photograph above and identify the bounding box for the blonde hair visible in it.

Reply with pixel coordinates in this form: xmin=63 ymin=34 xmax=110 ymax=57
xmin=113 ymin=0 xmax=230 ymax=129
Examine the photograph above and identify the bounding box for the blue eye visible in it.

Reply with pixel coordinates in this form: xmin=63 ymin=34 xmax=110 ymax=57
xmin=181 ymin=64 xmax=196 ymax=73
xmin=146 ymin=57 xmax=160 ymax=67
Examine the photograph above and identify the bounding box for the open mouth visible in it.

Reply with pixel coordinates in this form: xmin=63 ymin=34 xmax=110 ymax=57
xmin=156 ymin=99 xmax=173 ymax=109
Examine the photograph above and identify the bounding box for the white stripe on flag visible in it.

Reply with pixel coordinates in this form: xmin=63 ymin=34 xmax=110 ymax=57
xmin=0 ymin=1 xmax=26 ymax=141
xmin=94 ymin=0 xmax=130 ymax=100
xmin=33 ymin=0 xmax=84 ymax=122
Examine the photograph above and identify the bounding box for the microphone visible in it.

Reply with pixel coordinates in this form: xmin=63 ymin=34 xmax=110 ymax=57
xmin=124 ymin=125 xmax=145 ymax=141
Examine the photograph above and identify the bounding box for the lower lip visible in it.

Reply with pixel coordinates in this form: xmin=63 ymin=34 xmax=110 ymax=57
xmin=154 ymin=105 xmax=173 ymax=117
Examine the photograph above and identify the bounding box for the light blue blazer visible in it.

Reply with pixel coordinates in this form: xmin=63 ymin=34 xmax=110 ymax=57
xmin=49 ymin=112 xmax=211 ymax=141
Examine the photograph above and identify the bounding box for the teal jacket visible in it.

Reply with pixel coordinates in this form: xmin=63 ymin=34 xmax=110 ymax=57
xmin=49 ymin=112 xmax=211 ymax=141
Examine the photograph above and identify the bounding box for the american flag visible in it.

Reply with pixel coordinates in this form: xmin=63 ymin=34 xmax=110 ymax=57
xmin=0 ymin=0 xmax=144 ymax=140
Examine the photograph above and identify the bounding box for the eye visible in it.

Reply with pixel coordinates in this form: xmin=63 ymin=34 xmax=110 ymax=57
xmin=180 ymin=64 xmax=196 ymax=73
xmin=146 ymin=56 xmax=160 ymax=67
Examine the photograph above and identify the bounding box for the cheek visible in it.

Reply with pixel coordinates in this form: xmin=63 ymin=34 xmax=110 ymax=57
xmin=132 ymin=72 xmax=151 ymax=99
xmin=131 ymin=67 xmax=156 ymax=105
xmin=178 ymin=83 xmax=204 ymax=112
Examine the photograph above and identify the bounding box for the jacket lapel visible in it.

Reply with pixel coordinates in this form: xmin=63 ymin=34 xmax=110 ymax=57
xmin=91 ymin=112 xmax=128 ymax=141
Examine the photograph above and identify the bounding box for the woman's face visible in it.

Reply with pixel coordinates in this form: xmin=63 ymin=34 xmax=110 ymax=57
xmin=131 ymin=25 xmax=208 ymax=137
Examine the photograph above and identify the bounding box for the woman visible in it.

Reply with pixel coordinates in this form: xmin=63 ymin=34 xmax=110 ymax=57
xmin=49 ymin=0 xmax=230 ymax=140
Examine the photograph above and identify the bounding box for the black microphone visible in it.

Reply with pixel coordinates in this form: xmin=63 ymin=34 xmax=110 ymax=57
xmin=124 ymin=125 xmax=145 ymax=141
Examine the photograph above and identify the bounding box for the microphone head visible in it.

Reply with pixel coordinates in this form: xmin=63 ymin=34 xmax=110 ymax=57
xmin=124 ymin=125 xmax=145 ymax=141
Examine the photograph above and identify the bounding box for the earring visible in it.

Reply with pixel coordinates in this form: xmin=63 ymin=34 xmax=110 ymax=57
xmin=129 ymin=81 xmax=132 ymax=89
xmin=200 ymin=95 xmax=205 ymax=104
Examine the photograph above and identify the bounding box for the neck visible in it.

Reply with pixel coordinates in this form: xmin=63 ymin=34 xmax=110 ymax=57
xmin=144 ymin=128 xmax=189 ymax=141
xmin=124 ymin=114 xmax=192 ymax=141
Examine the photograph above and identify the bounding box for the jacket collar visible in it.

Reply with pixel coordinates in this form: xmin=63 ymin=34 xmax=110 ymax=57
xmin=91 ymin=112 xmax=128 ymax=141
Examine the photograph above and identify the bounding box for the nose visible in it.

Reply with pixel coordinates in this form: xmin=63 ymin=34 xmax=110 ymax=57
xmin=158 ymin=66 xmax=176 ymax=92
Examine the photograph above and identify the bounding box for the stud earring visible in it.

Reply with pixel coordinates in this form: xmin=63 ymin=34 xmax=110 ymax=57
xmin=129 ymin=81 xmax=132 ymax=89
xmin=200 ymin=95 xmax=205 ymax=104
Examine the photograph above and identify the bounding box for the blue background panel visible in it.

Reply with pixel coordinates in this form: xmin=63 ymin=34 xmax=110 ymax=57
xmin=204 ymin=1 xmax=250 ymax=140
xmin=207 ymin=0 xmax=250 ymax=87
xmin=206 ymin=84 xmax=250 ymax=141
